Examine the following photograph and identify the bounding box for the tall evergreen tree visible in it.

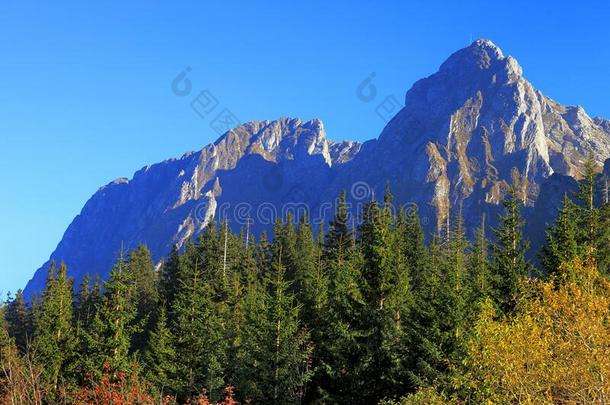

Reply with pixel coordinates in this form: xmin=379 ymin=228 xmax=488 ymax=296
xmin=32 ymin=261 xmax=75 ymax=394
xmin=490 ymin=185 xmax=532 ymax=312
xmin=578 ymin=156 xmax=598 ymax=264
xmin=541 ymin=194 xmax=582 ymax=278
xmin=143 ymin=307 xmax=176 ymax=396
xmin=576 ymin=156 xmax=610 ymax=274
xmin=171 ymin=239 xmax=227 ymax=401
xmin=313 ymin=192 xmax=364 ymax=402
xmin=74 ymin=274 xmax=91 ymax=325
xmin=254 ymin=231 xmax=272 ymax=271
xmin=294 ymin=214 xmax=327 ymax=331
xmin=87 ymin=252 xmax=136 ymax=377
xmin=442 ymin=205 xmax=469 ymax=345
xmin=159 ymin=245 xmax=181 ymax=309
xmin=126 ymin=244 xmax=159 ymax=354
xmin=170 ymin=240 xmax=207 ymax=398
xmin=356 ymin=186 xmax=411 ymax=401
xmin=407 ymin=204 xmax=471 ymax=391
xmin=325 ymin=191 xmax=354 ymax=261
xmin=198 ymin=221 xmax=224 ymax=293
xmin=68 ymin=273 xmax=99 ymax=384
xmin=5 ymin=289 xmax=28 ymax=352
xmin=236 ymin=248 xmax=312 ymax=404
xmin=468 ymin=214 xmax=492 ymax=304
xmin=407 ymin=233 xmax=464 ymax=390
xmin=224 ymin=231 xmax=257 ymax=387
xmin=402 ymin=204 xmax=428 ymax=290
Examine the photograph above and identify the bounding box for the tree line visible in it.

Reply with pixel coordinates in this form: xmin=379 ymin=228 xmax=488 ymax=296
xmin=2 ymin=158 xmax=610 ymax=404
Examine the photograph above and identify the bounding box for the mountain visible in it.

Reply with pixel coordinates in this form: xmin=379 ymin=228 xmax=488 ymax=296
xmin=23 ymin=39 xmax=610 ymax=298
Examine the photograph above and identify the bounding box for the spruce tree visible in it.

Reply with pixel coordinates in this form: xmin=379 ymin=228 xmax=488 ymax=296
xmin=87 ymin=252 xmax=136 ymax=377
xmin=198 ymin=221 xmax=223 ymax=292
xmin=236 ymin=247 xmax=313 ymax=404
xmin=406 ymin=235 xmax=444 ymax=388
xmin=356 ymin=186 xmax=411 ymax=401
xmin=541 ymin=194 xmax=582 ymax=278
xmin=5 ymin=289 xmax=28 ymax=352
xmin=143 ymin=307 xmax=176 ymax=395
xmin=159 ymin=245 xmax=181 ymax=309
xmin=442 ymin=206 xmax=469 ymax=347
xmin=68 ymin=274 xmax=97 ymax=385
xmin=422 ymin=207 xmax=469 ymax=388
xmin=402 ymin=203 xmax=428 ymax=290
xmin=254 ymin=231 xmax=272 ymax=270
xmin=32 ymin=261 xmax=75 ymax=394
xmin=490 ymin=185 xmax=532 ymax=312
xmin=405 ymin=204 xmax=471 ymax=392
xmin=325 ymin=191 xmax=354 ymax=262
xmin=224 ymin=231 xmax=257 ymax=386
xmin=597 ymin=199 xmax=610 ymax=275
xmin=294 ymin=214 xmax=327 ymax=332
xmin=576 ymin=156 xmax=610 ymax=274
xmin=126 ymin=244 xmax=158 ymax=354
xmin=468 ymin=214 xmax=492 ymax=304
xmin=170 ymin=240 xmax=207 ymax=398
xmin=314 ymin=192 xmax=364 ymax=402
xmin=578 ymin=156 xmax=598 ymax=265
xmin=171 ymin=239 xmax=227 ymax=401
xmin=75 ymin=274 xmax=91 ymax=325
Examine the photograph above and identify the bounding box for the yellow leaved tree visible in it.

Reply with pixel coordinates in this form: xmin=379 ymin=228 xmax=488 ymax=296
xmin=459 ymin=258 xmax=610 ymax=404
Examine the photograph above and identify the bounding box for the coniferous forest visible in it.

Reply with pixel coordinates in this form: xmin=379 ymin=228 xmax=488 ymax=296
xmin=2 ymin=160 xmax=610 ymax=404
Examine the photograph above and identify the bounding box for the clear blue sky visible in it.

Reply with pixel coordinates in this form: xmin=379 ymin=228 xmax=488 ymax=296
xmin=1 ymin=0 xmax=609 ymax=294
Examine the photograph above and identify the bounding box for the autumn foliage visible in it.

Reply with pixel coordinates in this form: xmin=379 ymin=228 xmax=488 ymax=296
xmin=65 ymin=363 xmax=236 ymax=405
xmin=459 ymin=258 xmax=610 ymax=403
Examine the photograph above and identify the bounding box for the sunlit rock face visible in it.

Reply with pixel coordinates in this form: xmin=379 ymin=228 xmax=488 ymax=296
xmin=24 ymin=40 xmax=610 ymax=298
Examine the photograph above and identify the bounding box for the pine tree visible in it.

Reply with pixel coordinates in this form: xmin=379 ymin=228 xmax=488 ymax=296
xmin=491 ymin=185 xmax=532 ymax=312
xmin=32 ymin=261 xmax=75 ymax=394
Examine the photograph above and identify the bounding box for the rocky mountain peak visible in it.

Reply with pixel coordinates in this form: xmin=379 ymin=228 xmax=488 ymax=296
xmin=22 ymin=40 xmax=610 ymax=300
xmin=439 ymin=39 xmax=505 ymax=72
xmin=215 ymin=117 xmax=336 ymax=166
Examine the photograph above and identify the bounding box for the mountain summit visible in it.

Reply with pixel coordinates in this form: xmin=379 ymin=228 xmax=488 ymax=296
xmin=23 ymin=40 xmax=610 ymax=298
